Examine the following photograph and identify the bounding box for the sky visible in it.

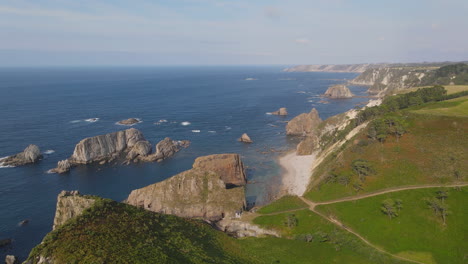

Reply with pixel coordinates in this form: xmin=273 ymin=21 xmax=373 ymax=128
xmin=0 ymin=0 xmax=467 ymax=66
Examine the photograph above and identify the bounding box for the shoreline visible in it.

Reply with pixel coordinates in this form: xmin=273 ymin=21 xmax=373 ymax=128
xmin=278 ymin=150 xmax=316 ymax=196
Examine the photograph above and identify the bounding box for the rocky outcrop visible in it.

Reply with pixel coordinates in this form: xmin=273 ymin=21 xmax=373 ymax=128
xmin=271 ymin=107 xmax=288 ymax=116
xmin=296 ymin=136 xmax=319 ymax=155
xmin=69 ymin=128 xmax=147 ymax=164
xmin=324 ymin=85 xmax=354 ymax=98
xmin=286 ymin=108 xmax=322 ymax=136
xmin=49 ymin=129 xmax=189 ymax=173
xmin=48 ymin=160 xmax=72 ymax=174
xmin=5 ymin=255 xmax=18 ymax=264
xmin=53 ymin=190 xmax=96 ymax=230
xmin=0 ymin=145 xmax=42 ymax=166
xmin=126 ymin=154 xmax=247 ymax=222
xmin=0 ymin=238 xmax=11 ymax=247
xmin=117 ymin=118 xmax=140 ymax=126
xmin=216 ymin=218 xmax=279 ymax=238
xmin=238 ymin=133 xmax=253 ymax=143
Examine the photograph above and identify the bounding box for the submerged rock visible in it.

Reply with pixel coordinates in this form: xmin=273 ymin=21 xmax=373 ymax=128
xmin=286 ymin=108 xmax=322 ymax=136
xmin=271 ymin=107 xmax=288 ymax=116
xmin=117 ymin=118 xmax=140 ymax=126
xmin=0 ymin=238 xmax=12 ymax=248
xmin=238 ymin=133 xmax=253 ymax=143
xmin=126 ymin=153 xmax=246 ymax=222
xmin=1 ymin=145 xmax=42 ymax=167
xmin=53 ymin=190 xmax=96 ymax=230
xmin=324 ymin=84 xmax=354 ymax=98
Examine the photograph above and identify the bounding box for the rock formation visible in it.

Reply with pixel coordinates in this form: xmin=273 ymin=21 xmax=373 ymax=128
xmin=117 ymin=118 xmax=140 ymax=125
xmin=216 ymin=218 xmax=280 ymax=238
xmin=238 ymin=133 xmax=253 ymax=143
xmin=296 ymin=136 xmax=320 ymax=155
xmin=286 ymin=108 xmax=322 ymax=136
xmin=126 ymin=154 xmax=247 ymax=222
xmin=53 ymin=190 xmax=96 ymax=230
xmin=5 ymin=255 xmax=18 ymax=264
xmin=271 ymin=107 xmax=288 ymax=116
xmin=324 ymin=84 xmax=354 ymax=98
xmin=0 ymin=238 xmax=11 ymax=247
xmin=0 ymin=145 xmax=42 ymax=166
xmin=49 ymin=129 xmax=189 ymax=173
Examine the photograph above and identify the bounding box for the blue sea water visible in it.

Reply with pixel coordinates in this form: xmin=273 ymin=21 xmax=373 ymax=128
xmin=0 ymin=66 xmax=369 ymax=259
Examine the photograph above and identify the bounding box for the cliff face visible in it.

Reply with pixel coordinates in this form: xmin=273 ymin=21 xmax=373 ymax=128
xmin=53 ymin=191 xmax=96 ymax=230
xmin=324 ymin=85 xmax=354 ymax=98
xmin=350 ymin=67 xmax=430 ymax=94
xmin=126 ymin=154 xmax=246 ymax=222
xmin=286 ymin=108 xmax=322 ymax=136
xmin=283 ymin=64 xmax=378 ymax=73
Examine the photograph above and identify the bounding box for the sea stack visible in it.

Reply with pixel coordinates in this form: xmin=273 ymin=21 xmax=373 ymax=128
xmin=271 ymin=107 xmax=288 ymax=116
xmin=126 ymin=153 xmax=247 ymax=222
xmin=286 ymin=108 xmax=322 ymax=136
xmin=324 ymin=84 xmax=354 ymax=98
xmin=0 ymin=145 xmax=42 ymax=167
xmin=238 ymin=133 xmax=253 ymax=143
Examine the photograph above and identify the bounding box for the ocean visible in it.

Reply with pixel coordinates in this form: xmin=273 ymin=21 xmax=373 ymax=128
xmin=0 ymin=66 xmax=368 ymax=259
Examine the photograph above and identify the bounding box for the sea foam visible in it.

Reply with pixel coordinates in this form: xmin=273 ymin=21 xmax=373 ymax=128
xmin=85 ymin=118 xmax=99 ymax=123
xmin=44 ymin=150 xmax=55 ymax=155
xmin=181 ymin=121 xmax=191 ymax=126
xmin=191 ymin=130 xmax=201 ymax=133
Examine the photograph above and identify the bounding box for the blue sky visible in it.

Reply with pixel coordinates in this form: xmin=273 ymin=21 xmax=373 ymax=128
xmin=0 ymin=0 xmax=467 ymax=66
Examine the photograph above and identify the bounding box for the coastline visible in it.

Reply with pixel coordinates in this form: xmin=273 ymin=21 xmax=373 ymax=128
xmin=278 ymin=150 xmax=316 ymax=196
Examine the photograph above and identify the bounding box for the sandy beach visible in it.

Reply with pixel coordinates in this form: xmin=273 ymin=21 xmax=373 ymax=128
xmin=278 ymin=151 xmax=316 ymax=196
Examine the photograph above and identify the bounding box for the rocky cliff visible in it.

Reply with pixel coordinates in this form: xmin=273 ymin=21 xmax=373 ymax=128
xmin=52 ymin=190 xmax=96 ymax=230
xmin=0 ymin=145 xmax=42 ymax=167
xmin=286 ymin=108 xmax=322 ymax=136
xmin=126 ymin=154 xmax=246 ymax=222
xmin=324 ymin=84 xmax=354 ymax=98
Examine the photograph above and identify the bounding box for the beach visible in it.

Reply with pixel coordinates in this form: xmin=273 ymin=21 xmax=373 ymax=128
xmin=279 ymin=150 xmax=316 ymax=196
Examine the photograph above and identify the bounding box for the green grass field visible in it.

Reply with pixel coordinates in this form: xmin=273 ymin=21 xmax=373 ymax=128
xmin=304 ymin=113 xmax=468 ymax=202
xmin=396 ymin=85 xmax=468 ymax=95
xmin=256 ymin=195 xmax=308 ymax=214
xmin=411 ymin=96 xmax=468 ymax=117
xmin=315 ymin=187 xmax=468 ymax=264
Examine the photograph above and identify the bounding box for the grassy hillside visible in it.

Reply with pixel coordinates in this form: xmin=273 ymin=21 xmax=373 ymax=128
xmin=305 ymin=97 xmax=468 ymax=202
xmin=315 ymin=187 xmax=468 ymax=264
xmin=256 ymin=195 xmax=308 ymax=214
xmin=27 ymin=198 xmax=258 ymax=264
xmin=251 ymin=210 xmax=411 ymax=263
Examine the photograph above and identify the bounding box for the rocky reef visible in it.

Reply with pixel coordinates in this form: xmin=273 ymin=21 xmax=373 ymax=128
xmin=53 ymin=190 xmax=96 ymax=230
xmin=117 ymin=118 xmax=140 ymax=126
xmin=0 ymin=145 xmax=42 ymax=167
xmin=126 ymin=154 xmax=247 ymax=222
xmin=49 ymin=129 xmax=189 ymax=173
xmin=324 ymin=84 xmax=354 ymax=98
xmin=285 ymin=108 xmax=322 ymax=136
xmin=271 ymin=107 xmax=288 ymax=116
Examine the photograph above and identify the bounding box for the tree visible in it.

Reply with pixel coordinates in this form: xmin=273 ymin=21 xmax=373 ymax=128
xmin=351 ymin=159 xmax=375 ymax=181
xmin=395 ymin=199 xmax=403 ymax=213
xmin=381 ymin=199 xmax=398 ymax=219
xmin=284 ymin=214 xmax=298 ymax=228
xmin=436 ymin=190 xmax=448 ymax=203
xmin=425 ymin=197 xmax=451 ymax=225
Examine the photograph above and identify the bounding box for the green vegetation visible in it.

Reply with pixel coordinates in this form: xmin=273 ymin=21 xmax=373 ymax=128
xmin=27 ymin=198 xmax=258 ymax=264
xmin=411 ymin=96 xmax=468 ymax=117
xmin=252 ymin=210 xmax=410 ymax=263
xmin=421 ymin=63 xmax=468 ymax=86
xmin=256 ymin=195 xmax=308 ymax=214
xmin=316 ymin=187 xmax=468 ymax=264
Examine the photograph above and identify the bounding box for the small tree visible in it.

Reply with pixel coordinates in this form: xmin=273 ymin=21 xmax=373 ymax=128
xmin=436 ymin=190 xmax=448 ymax=203
xmin=284 ymin=214 xmax=298 ymax=228
xmin=351 ymin=159 xmax=375 ymax=181
xmin=381 ymin=199 xmax=398 ymax=219
xmin=395 ymin=199 xmax=403 ymax=213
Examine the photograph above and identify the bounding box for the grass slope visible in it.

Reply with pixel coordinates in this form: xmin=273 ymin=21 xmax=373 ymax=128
xmin=411 ymin=96 xmax=468 ymax=117
xmin=251 ymin=210 xmax=411 ymax=264
xmin=305 ymin=111 xmax=468 ymax=202
xmin=27 ymin=198 xmax=258 ymax=264
xmin=316 ymin=187 xmax=468 ymax=264
xmin=256 ymin=195 xmax=308 ymax=214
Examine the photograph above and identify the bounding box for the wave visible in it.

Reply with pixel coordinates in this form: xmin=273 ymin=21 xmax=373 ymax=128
xmin=159 ymin=119 xmax=168 ymax=123
xmin=0 ymin=157 xmax=14 ymax=168
xmin=278 ymin=78 xmax=296 ymax=81
xmin=208 ymin=130 xmax=216 ymax=133
xmin=181 ymin=121 xmax=191 ymax=126
xmin=85 ymin=118 xmax=99 ymax=123
xmin=265 ymin=112 xmax=273 ymax=115
xmin=43 ymin=150 xmax=55 ymax=155
xmin=244 ymin=78 xmax=258 ymax=81
xmin=70 ymin=120 xmax=82 ymax=123
xmin=191 ymin=130 xmax=201 ymax=133
xmin=225 ymin=126 xmax=232 ymax=130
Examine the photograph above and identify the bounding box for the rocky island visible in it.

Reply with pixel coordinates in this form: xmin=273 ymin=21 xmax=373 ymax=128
xmin=271 ymin=107 xmax=288 ymax=116
xmin=0 ymin=145 xmax=42 ymax=167
xmin=238 ymin=133 xmax=253 ymax=143
xmin=323 ymin=84 xmax=354 ymax=98
xmin=285 ymin=108 xmax=322 ymax=136
xmin=116 ymin=118 xmax=141 ymax=126
xmin=49 ymin=129 xmax=189 ymax=173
